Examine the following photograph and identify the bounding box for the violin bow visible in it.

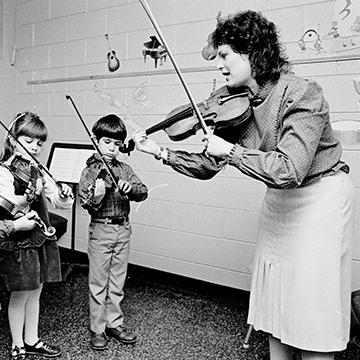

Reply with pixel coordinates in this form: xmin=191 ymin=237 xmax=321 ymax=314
xmin=138 ymin=0 xmax=209 ymax=136
xmin=0 ymin=117 xmax=71 ymax=198
xmin=65 ymin=95 xmax=125 ymax=195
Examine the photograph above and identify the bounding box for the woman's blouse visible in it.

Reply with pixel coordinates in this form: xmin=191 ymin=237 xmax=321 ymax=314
xmin=163 ymin=72 xmax=348 ymax=188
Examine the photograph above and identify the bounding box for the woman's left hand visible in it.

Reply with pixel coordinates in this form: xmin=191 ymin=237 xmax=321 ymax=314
xmin=203 ymin=134 xmax=233 ymax=158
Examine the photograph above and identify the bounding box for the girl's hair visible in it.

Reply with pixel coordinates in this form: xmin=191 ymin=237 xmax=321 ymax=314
xmin=212 ymin=10 xmax=290 ymax=86
xmin=1 ymin=111 xmax=48 ymax=161
xmin=92 ymin=114 xmax=127 ymax=142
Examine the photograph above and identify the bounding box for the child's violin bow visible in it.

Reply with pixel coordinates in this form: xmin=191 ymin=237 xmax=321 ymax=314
xmin=65 ymin=95 xmax=126 ymax=196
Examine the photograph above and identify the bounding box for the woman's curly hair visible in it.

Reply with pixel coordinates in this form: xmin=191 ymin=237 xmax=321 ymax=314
xmin=212 ymin=10 xmax=290 ymax=86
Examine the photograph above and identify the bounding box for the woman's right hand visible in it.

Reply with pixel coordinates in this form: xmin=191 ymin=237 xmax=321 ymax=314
xmin=132 ymin=130 xmax=161 ymax=156
xmin=13 ymin=211 xmax=37 ymax=232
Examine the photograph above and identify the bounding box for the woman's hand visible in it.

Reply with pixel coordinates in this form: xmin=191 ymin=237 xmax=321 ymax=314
xmin=13 ymin=211 xmax=37 ymax=232
xmin=117 ymin=179 xmax=132 ymax=194
xmin=203 ymin=134 xmax=233 ymax=158
xmin=132 ymin=130 xmax=161 ymax=156
xmin=59 ymin=183 xmax=73 ymax=198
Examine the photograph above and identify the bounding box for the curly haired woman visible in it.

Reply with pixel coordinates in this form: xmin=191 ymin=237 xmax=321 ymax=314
xmin=133 ymin=10 xmax=354 ymax=360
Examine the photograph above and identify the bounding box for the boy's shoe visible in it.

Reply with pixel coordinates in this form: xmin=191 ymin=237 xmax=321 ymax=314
xmin=105 ymin=326 xmax=137 ymax=344
xmin=24 ymin=339 xmax=62 ymax=358
xmin=10 ymin=345 xmax=26 ymax=359
xmin=89 ymin=331 xmax=107 ymax=350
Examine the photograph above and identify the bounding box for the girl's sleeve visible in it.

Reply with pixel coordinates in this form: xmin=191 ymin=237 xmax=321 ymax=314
xmin=42 ymin=172 xmax=74 ymax=209
xmin=0 ymin=166 xmax=28 ymax=209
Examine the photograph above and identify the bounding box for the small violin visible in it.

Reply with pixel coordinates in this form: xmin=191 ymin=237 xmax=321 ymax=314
xmin=9 ymin=154 xmax=42 ymax=185
xmin=126 ymin=85 xmax=253 ymax=152
xmin=87 ymin=165 xmax=118 ymax=190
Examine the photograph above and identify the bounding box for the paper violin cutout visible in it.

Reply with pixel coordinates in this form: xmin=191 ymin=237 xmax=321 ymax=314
xmin=202 ymin=32 xmax=217 ymax=60
xmin=201 ymin=12 xmax=222 ymax=61
xmin=142 ymin=35 xmax=167 ymax=68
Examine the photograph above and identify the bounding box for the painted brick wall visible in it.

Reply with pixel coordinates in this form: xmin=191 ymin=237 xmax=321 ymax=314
xmin=8 ymin=0 xmax=360 ymax=291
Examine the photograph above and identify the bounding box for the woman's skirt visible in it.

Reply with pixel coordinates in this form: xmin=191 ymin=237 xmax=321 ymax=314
xmin=247 ymin=171 xmax=354 ymax=352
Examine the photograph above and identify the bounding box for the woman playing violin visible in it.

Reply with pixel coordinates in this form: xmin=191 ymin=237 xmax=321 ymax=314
xmin=0 ymin=112 xmax=73 ymax=359
xmin=132 ymin=10 xmax=353 ymax=360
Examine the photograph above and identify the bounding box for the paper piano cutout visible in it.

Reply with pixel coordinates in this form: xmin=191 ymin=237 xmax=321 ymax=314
xmin=142 ymin=35 xmax=167 ymax=68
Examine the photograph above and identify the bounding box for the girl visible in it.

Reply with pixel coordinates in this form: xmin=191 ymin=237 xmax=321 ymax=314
xmin=0 ymin=112 xmax=73 ymax=359
xmin=133 ymin=10 xmax=354 ymax=360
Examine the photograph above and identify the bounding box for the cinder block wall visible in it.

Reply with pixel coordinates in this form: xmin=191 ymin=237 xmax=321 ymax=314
xmin=6 ymin=0 xmax=360 ymax=291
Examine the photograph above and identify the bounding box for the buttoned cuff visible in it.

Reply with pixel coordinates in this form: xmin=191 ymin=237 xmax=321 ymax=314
xmin=4 ymin=220 xmax=15 ymax=236
xmin=162 ymin=148 xmax=172 ymax=165
xmin=228 ymin=144 xmax=245 ymax=166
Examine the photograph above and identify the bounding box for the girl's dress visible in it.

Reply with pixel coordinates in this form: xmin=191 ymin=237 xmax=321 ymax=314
xmin=0 ymin=157 xmax=73 ymax=291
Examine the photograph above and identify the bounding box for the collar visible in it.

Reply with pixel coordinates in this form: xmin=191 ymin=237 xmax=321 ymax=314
xmin=87 ymin=152 xmax=119 ymax=166
xmin=248 ymin=80 xmax=276 ymax=107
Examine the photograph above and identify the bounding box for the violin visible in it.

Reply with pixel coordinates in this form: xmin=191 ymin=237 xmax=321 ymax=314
xmin=9 ymin=154 xmax=42 ymax=184
xmin=87 ymin=164 xmax=119 ymax=190
xmin=126 ymin=85 xmax=253 ymax=152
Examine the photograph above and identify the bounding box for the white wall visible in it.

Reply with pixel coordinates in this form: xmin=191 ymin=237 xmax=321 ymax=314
xmin=0 ymin=1 xmax=26 ymax=123
xmin=12 ymin=0 xmax=360 ymax=291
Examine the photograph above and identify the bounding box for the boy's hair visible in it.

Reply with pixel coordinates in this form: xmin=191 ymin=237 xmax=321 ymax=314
xmin=1 ymin=111 xmax=47 ymax=161
xmin=92 ymin=114 xmax=127 ymax=142
xmin=212 ymin=10 xmax=290 ymax=86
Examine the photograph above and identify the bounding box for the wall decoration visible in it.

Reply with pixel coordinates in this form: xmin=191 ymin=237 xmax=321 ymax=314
xmin=328 ymin=0 xmax=360 ymax=52
xmin=296 ymin=1 xmax=360 ymax=58
xmin=132 ymin=81 xmax=153 ymax=111
xmin=202 ymin=11 xmax=222 ymax=61
xmin=92 ymin=82 xmax=143 ymax=132
xmin=142 ymin=35 xmax=167 ymax=68
xmin=354 ymin=76 xmax=360 ymax=106
xmin=105 ymin=33 xmax=120 ymax=72
xmin=298 ymin=29 xmax=323 ymax=53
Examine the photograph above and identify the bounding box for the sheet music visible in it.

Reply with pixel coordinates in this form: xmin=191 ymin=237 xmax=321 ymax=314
xmin=48 ymin=147 xmax=94 ymax=183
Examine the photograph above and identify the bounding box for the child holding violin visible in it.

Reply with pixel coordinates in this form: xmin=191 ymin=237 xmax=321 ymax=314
xmin=133 ymin=10 xmax=354 ymax=360
xmin=78 ymin=114 xmax=147 ymax=351
xmin=0 ymin=111 xmax=73 ymax=359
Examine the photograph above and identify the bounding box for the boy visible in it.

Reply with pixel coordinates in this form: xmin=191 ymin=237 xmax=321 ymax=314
xmin=79 ymin=114 xmax=148 ymax=350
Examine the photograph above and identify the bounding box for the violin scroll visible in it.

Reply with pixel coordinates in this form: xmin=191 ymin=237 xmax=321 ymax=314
xmin=0 ymin=194 xmax=56 ymax=237
xmin=26 ymin=212 xmax=56 ymax=237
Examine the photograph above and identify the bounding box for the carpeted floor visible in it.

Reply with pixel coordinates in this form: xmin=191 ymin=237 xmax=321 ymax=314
xmin=0 ymin=265 xmax=359 ymax=360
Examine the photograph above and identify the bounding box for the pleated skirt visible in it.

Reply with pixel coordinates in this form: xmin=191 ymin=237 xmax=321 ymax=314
xmin=247 ymin=171 xmax=354 ymax=352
